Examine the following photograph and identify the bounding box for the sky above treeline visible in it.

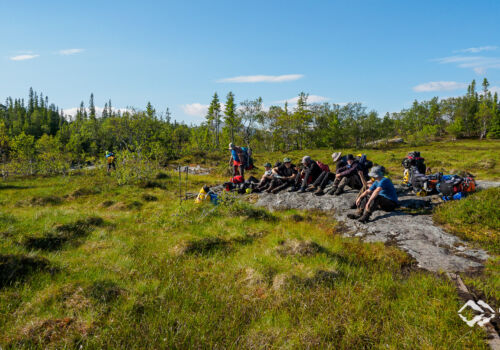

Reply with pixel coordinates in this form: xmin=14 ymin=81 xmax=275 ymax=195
xmin=1 ymin=0 xmax=500 ymax=124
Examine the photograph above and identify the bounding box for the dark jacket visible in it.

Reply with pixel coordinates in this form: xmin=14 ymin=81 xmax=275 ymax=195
xmin=337 ymin=160 xmax=360 ymax=177
xmin=303 ymin=160 xmax=322 ymax=180
xmin=276 ymin=164 xmax=297 ymax=177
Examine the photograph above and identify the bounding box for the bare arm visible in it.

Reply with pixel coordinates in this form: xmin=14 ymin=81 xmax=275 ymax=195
xmin=365 ymin=187 xmax=382 ymax=210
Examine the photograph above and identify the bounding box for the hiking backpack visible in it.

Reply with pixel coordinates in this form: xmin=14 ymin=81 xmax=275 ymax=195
xmin=316 ymin=160 xmax=330 ymax=172
xmin=240 ymin=147 xmax=254 ymax=170
xmin=402 ymin=151 xmax=426 ymax=174
xmin=437 ymin=175 xmax=463 ymax=196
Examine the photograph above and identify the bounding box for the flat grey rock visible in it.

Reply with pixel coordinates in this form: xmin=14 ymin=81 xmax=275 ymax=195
xmin=256 ymin=185 xmax=492 ymax=273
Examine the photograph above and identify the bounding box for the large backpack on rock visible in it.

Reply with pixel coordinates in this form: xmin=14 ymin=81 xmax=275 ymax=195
xmin=402 ymin=151 xmax=426 ymax=174
xmin=437 ymin=175 xmax=464 ymax=196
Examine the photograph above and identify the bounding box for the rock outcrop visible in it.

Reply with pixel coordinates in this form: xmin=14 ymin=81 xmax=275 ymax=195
xmin=256 ymin=182 xmax=500 ymax=273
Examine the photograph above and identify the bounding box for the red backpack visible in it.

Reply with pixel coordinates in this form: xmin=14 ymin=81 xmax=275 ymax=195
xmin=231 ymin=175 xmax=244 ymax=184
xmin=316 ymin=161 xmax=330 ymax=172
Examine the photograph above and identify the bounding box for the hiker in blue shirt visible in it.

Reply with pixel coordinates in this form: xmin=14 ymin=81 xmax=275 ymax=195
xmin=347 ymin=166 xmax=398 ymax=223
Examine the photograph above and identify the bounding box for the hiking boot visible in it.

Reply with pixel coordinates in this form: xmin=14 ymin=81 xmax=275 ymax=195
xmin=298 ymin=188 xmax=306 ymax=193
xmin=314 ymin=188 xmax=324 ymax=196
xmin=334 ymin=188 xmax=344 ymax=196
xmin=327 ymin=187 xmax=337 ymax=195
xmin=349 ymin=203 xmax=357 ymax=209
xmin=306 ymin=185 xmax=316 ymax=192
xmin=271 ymin=188 xmax=281 ymax=194
xmin=347 ymin=209 xmax=363 ymax=219
xmin=357 ymin=212 xmax=371 ymax=224
xmin=289 ymin=186 xmax=299 ymax=192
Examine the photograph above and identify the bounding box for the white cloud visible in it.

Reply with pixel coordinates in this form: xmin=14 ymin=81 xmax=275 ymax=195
xmin=433 ymin=55 xmax=500 ymax=74
xmin=62 ymin=106 xmax=130 ymax=117
xmin=10 ymin=54 xmax=39 ymax=61
xmin=58 ymin=48 xmax=84 ymax=55
xmin=413 ymin=81 xmax=468 ymax=92
xmin=277 ymin=95 xmax=330 ymax=104
xmin=454 ymin=46 xmax=497 ymax=53
xmin=217 ymin=74 xmax=304 ymax=83
xmin=489 ymin=86 xmax=500 ymax=95
xmin=181 ymin=103 xmax=209 ymax=117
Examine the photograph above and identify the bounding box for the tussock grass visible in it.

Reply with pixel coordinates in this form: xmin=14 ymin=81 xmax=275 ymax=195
xmin=434 ymin=188 xmax=499 ymax=254
xmin=0 ymin=152 xmax=494 ymax=348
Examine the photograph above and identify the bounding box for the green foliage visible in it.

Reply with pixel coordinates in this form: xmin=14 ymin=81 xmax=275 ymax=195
xmin=434 ymin=187 xmax=500 ymax=254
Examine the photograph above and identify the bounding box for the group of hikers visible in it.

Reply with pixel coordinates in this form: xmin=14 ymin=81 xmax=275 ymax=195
xmin=228 ymin=143 xmax=398 ymax=224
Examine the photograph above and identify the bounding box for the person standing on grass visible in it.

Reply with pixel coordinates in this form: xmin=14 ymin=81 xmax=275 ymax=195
xmin=105 ymin=151 xmax=116 ymax=172
xmin=228 ymin=143 xmax=248 ymax=180
xmin=347 ymin=166 xmax=398 ymax=223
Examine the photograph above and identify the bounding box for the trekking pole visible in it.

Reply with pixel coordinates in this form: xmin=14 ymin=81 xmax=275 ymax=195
xmin=185 ymin=165 xmax=188 ymax=200
xmin=178 ymin=165 xmax=182 ymax=206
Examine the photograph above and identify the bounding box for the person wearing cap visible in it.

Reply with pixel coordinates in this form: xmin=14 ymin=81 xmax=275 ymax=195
xmin=308 ymin=152 xmax=348 ymax=196
xmin=327 ymin=154 xmax=363 ymax=195
xmin=255 ymin=162 xmax=274 ymax=192
xmin=266 ymin=157 xmax=298 ymax=193
xmin=289 ymin=156 xmax=322 ymax=193
xmin=348 ymin=166 xmax=398 ymax=223
xmin=228 ymin=143 xmax=248 ymax=180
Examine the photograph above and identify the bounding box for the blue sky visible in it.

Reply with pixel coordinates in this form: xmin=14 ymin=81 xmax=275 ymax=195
xmin=1 ymin=0 xmax=500 ymax=124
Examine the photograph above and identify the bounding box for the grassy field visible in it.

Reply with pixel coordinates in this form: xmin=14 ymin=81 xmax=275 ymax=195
xmin=0 ymin=139 xmax=499 ymax=349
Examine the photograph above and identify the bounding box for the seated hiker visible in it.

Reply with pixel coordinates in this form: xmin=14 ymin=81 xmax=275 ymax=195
xmin=328 ymin=154 xmax=363 ymax=195
xmin=332 ymin=152 xmax=347 ymax=170
xmin=289 ymin=156 xmax=322 ymax=193
xmin=266 ymin=157 xmax=298 ymax=193
xmin=228 ymin=143 xmax=248 ymax=180
xmin=105 ymin=151 xmax=116 ymax=172
xmin=307 ymin=152 xmax=346 ymax=196
xmin=347 ymin=166 xmax=398 ymax=223
xmin=255 ymin=163 xmax=274 ymax=191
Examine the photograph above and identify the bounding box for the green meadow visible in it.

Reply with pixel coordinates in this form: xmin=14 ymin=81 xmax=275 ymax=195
xmin=0 ymin=139 xmax=498 ymax=349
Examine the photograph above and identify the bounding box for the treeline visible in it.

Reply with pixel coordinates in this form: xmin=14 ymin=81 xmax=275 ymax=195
xmin=0 ymin=79 xmax=499 ymax=176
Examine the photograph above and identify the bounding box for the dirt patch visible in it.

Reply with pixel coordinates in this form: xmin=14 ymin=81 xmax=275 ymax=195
xmin=142 ymin=194 xmax=158 ymax=202
xmin=65 ymin=187 xmax=100 ymax=200
xmin=276 ymin=239 xmax=325 ymax=257
xmin=60 ymin=285 xmax=92 ymax=311
xmin=0 ymin=254 xmax=51 ymax=288
xmin=98 ymin=200 xmax=115 ymax=208
xmin=15 ymin=317 xmax=91 ymax=348
xmin=16 ymin=195 xmax=63 ymax=207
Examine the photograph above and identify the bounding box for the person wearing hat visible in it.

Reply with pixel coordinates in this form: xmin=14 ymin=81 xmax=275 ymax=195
xmin=331 ymin=152 xmax=348 ymax=170
xmin=348 ymin=166 xmax=398 ymax=223
xmin=255 ymin=162 xmax=274 ymax=192
xmin=289 ymin=156 xmax=322 ymax=193
xmin=266 ymin=157 xmax=298 ymax=193
xmin=327 ymin=154 xmax=363 ymax=195
xmin=307 ymin=152 xmax=348 ymax=196
xmin=228 ymin=143 xmax=248 ymax=180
